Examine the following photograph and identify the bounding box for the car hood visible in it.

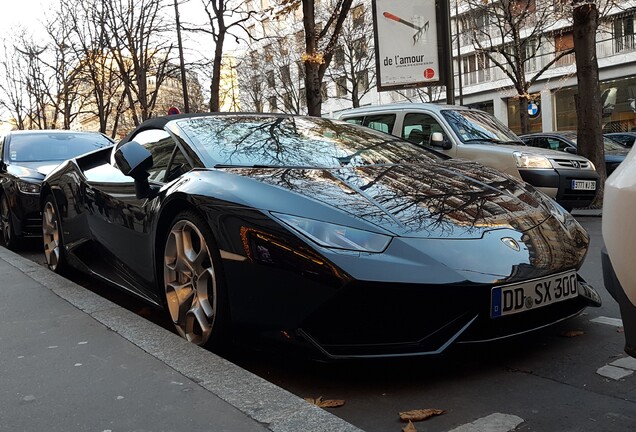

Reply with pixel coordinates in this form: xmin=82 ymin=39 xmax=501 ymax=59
xmin=474 ymin=143 xmax=591 ymax=161
xmin=216 ymin=159 xmax=556 ymax=240
xmin=7 ymin=161 xmax=61 ymax=179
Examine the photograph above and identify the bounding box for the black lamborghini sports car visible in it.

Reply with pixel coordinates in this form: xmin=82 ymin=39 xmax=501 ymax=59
xmin=40 ymin=113 xmax=601 ymax=359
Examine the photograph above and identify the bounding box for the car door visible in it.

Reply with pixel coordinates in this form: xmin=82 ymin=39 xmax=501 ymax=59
xmin=82 ymin=128 xmax=193 ymax=302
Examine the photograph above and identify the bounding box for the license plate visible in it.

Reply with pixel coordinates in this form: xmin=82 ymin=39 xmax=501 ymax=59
xmin=491 ymin=270 xmax=578 ymax=318
xmin=572 ymin=180 xmax=596 ymax=190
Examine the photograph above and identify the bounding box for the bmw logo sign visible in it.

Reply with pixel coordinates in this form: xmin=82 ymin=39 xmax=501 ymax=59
xmin=528 ymin=101 xmax=541 ymax=118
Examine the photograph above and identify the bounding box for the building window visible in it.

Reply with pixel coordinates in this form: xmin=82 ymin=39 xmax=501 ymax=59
xmin=614 ymin=14 xmax=635 ymax=52
xmin=297 ymin=61 xmax=305 ymax=80
xmin=334 ymin=45 xmax=345 ymax=68
xmin=299 ymin=88 xmax=306 ymax=107
xmin=266 ymin=70 xmax=275 ymax=88
xmin=555 ymin=31 xmax=575 ymax=67
xmin=295 ymin=31 xmax=304 ymax=48
xmin=262 ymin=18 xmax=271 ymax=37
xmin=269 ymin=96 xmax=277 ymax=111
xmin=462 ymin=53 xmax=490 ymax=85
xmin=265 ymin=44 xmax=274 ymax=62
xmin=321 ymin=83 xmax=329 ymax=101
xmin=352 ymin=5 xmax=365 ymax=27
xmin=279 ymin=65 xmax=291 ymax=83
xmin=336 ymin=76 xmax=347 ymax=96
xmin=353 ymin=38 xmax=368 ymax=61
xmin=356 ymin=69 xmax=369 ymax=93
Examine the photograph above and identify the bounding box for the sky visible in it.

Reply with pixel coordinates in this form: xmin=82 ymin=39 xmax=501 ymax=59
xmin=4 ymin=0 xmax=52 ymax=32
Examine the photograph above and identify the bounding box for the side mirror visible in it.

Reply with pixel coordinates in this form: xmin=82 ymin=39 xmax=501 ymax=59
xmin=114 ymin=141 xmax=154 ymax=198
xmin=565 ymin=146 xmax=577 ymax=154
xmin=430 ymin=132 xmax=452 ymax=150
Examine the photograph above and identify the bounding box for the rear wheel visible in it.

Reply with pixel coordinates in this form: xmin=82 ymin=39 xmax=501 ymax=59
xmin=0 ymin=194 xmax=18 ymax=250
xmin=162 ymin=211 xmax=228 ymax=348
xmin=42 ymin=196 xmax=66 ymax=273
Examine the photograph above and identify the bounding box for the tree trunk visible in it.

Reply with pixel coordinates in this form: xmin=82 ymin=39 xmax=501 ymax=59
xmin=209 ymin=31 xmax=225 ymax=112
xmin=573 ymin=1 xmax=605 ymax=208
xmin=518 ymin=95 xmax=529 ymax=135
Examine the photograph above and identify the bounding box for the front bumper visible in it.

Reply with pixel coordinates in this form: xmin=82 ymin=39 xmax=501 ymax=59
xmin=601 ymin=247 xmax=636 ymax=358
xmin=14 ymin=191 xmax=42 ymax=237
xmin=519 ymin=168 xmax=599 ymax=210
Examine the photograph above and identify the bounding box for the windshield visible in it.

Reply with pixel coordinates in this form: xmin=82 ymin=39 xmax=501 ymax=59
xmin=8 ymin=132 xmax=113 ymax=163
xmin=176 ymin=115 xmax=440 ymax=168
xmin=565 ymin=133 xmax=628 ymax=151
xmin=441 ymin=109 xmax=521 ymax=144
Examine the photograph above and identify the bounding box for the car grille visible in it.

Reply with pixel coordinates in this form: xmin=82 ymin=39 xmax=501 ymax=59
xmin=551 ymin=158 xmax=592 ymax=170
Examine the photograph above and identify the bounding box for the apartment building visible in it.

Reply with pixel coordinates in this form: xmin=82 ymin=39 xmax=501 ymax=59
xmin=238 ymin=0 xmax=636 ymax=133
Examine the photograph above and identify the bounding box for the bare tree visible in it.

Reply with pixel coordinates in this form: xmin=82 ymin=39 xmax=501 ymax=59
xmin=572 ymin=0 xmax=606 ymax=207
xmin=276 ymin=0 xmax=354 ymax=117
xmin=42 ymin=4 xmax=87 ymax=130
xmin=463 ymin=0 xmax=574 ymax=134
xmin=236 ymin=53 xmax=266 ymax=112
xmin=187 ymin=0 xmax=260 ymax=112
xmin=0 ymin=39 xmax=29 ymax=129
xmin=103 ymin=0 xmax=176 ymax=125
xmin=324 ymin=3 xmax=376 ymax=108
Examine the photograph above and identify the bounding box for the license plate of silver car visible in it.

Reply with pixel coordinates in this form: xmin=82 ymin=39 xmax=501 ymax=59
xmin=572 ymin=180 xmax=596 ymax=190
xmin=491 ymin=270 xmax=578 ymax=318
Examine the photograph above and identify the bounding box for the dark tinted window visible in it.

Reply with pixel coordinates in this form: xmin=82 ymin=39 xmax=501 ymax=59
xmin=8 ymin=132 xmax=113 ymax=162
xmin=177 ymin=115 xmax=439 ymax=168
xmin=402 ymin=113 xmax=446 ymax=146
xmin=363 ymin=114 xmax=395 ymax=134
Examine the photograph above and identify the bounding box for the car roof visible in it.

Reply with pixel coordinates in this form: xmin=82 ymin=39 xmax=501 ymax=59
xmin=336 ymin=102 xmax=478 ymax=118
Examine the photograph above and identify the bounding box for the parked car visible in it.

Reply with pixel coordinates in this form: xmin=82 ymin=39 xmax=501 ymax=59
xmin=602 ymin=146 xmax=636 ymax=358
xmin=0 ymin=130 xmax=114 ymax=249
xmin=605 ymin=131 xmax=636 ymax=148
xmin=520 ymin=131 xmax=628 ymax=175
xmin=337 ymin=103 xmax=599 ymax=211
xmin=40 ymin=113 xmax=601 ymax=359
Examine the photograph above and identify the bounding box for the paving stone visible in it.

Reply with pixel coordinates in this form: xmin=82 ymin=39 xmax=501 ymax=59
xmin=597 ymin=365 xmax=634 ymax=380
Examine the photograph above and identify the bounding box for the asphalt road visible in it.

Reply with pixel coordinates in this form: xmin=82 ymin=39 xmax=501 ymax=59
xmin=13 ymin=216 xmax=636 ymax=432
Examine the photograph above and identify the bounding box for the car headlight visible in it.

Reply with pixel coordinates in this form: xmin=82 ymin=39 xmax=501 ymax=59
xmin=513 ymin=152 xmax=552 ymax=169
xmin=16 ymin=180 xmax=41 ymax=194
xmin=272 ymin=213 xmax=392 ymax=253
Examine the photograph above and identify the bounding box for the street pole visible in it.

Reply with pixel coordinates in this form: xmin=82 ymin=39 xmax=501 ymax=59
xmin=441 ymin=0 xmax=455 ymax=105
xmin=455 ymin=0 xmax=463 ymax=105
xmin=174 ymin=0 xmax=190 ymax=113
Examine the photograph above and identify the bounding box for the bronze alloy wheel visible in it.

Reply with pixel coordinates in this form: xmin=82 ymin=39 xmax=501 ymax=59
xmin=42 ymin=198 xmax=65 ymax=273
xmin=163 ymin=214 xmax=222 ymax=346
xmin=0 ymin=194 xmax=16 ymax=249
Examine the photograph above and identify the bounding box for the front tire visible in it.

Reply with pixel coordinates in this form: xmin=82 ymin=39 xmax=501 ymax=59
xmin=1 ymin=194 xmax=18 ymax=250
xmin=162 ymin=211 xmax=228 ymax=349
xmin=42 ymin=195 xmax=67 ymax=273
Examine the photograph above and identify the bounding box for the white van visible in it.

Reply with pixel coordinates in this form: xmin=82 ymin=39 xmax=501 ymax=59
xmin=338 ymin=103 xmax=599 ymax=210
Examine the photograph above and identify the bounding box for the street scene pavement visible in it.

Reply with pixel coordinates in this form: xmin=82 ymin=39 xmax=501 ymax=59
xmin=2 ymin=211 xmax=636 ymax=432
xmin=0 ymin=245 xmax=361 ymax=432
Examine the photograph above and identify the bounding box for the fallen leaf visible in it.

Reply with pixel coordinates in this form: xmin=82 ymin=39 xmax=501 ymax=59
xmin=402 ymin=420 xmax=417 ymax=432
xmin=617 ymin=327 xmax=625 ymax=333
xmin=304 ymin=396 xmax=345 ymax=408
xmin=399 ymin=408 xmax=446 ymax=422
xmin=561 ymin=330 xmax=585 ymax=338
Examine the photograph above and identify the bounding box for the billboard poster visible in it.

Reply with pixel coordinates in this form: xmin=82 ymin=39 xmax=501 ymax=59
xmin=372 ymin=0 xmax=443 ymax=91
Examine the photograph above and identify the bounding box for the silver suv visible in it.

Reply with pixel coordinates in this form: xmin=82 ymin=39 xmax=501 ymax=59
xmin=338 ymin=103 xmax=599 ymax=211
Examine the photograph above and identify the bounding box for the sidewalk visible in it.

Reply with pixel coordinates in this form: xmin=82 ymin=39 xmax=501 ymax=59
xmin=0 ymin=247 xmax=362 ymax=432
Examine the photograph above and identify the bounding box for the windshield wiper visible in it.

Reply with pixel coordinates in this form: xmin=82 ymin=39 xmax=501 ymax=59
xmin=463 ymin=137 xmax=505 ymax=144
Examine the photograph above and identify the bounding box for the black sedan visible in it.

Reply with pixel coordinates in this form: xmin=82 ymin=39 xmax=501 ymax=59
xmin=520 ymin=131 xmax=628 ymax=175
xmin=605 ymin=132 xmax=636 ymax=148
xmin=0 ymin=130 xmax=113 ymax=249
xmin=40 ymin=113 xmax=601 ymax=359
